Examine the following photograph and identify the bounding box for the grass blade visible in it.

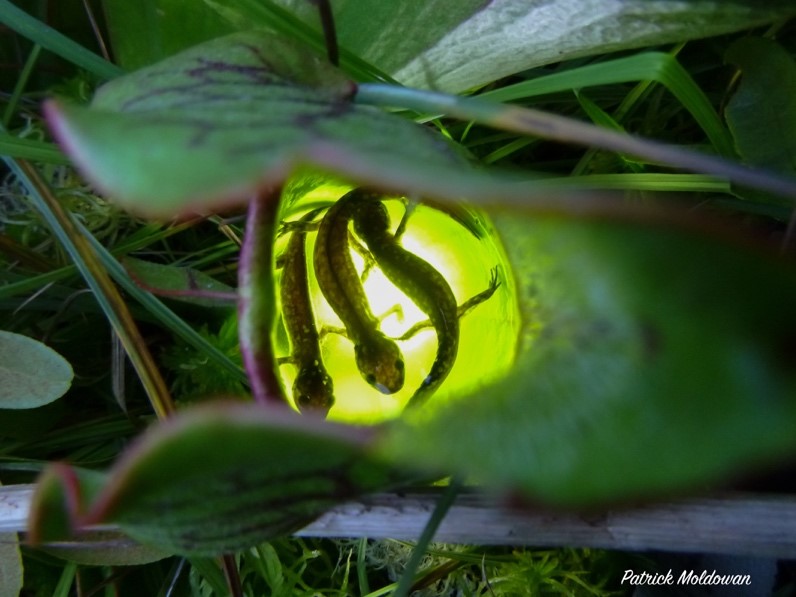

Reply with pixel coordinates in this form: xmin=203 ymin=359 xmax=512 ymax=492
xmin=392 ymin=479 xmax=462 ymax=597
xmin=5 ymin=156 xmax=175 ymax=419
xmin=0 ymin=0 xmax=123 ymax=80
xmin=3 ymin=43 xmax=41 ymax=127
xmin=75 ymin=222 xmax=249 ymax=386
xmin=479 ymin=52 xmax=735 ymax=158
xmin=0 ymin=134 xmax=69 ymax=165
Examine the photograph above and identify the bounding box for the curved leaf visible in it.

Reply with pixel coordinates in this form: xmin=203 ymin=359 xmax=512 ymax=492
xmin=0 ymin=331 xmax=73 ymax=409
xmin=100 ymin=1 xmax=796 ymax=95
xmin=27 ymin=466 xmax=171 ymax=565
xmin=101 ymin=0 xmax=234 ymax=70
xmin=30 ymin=403 xmax=411 ymax=556
xmin=49 ymin=31 xmax=794 ymax=220
xmin=383 ymin=210 xmax=796 ymax=506
xmin=123 ymin=257 xmax=236 ymax=307
xmin=270 ymin=0 xmax=796 ymax=92
xmin=46 ymin=31 xmax=472 ymax=217
xmin=28 ymin=465 xmax=108 ymax=544
xmin=725 ymin=37 xmax=796 ymax=176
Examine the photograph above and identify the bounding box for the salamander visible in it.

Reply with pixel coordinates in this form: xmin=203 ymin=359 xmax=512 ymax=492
xmin=345 ymin=190 xmax=466 ymax=408
xmin=313 ymin=193 xmax=405 ymax=394
xmin=280 ymin=208 xmax=334 ymax=413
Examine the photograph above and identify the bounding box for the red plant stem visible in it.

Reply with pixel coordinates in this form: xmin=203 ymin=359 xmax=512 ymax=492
xmin=238 ymin=189 xmax=285 ymax=406
xmin=222 ymin=554 xmax=244 ymax=597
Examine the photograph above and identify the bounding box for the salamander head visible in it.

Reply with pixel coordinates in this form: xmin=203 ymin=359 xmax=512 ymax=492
xmin=293 ymin=364 xmax=334 ymax=414
xmin=355 ymin=336 xmax=405 ymax=394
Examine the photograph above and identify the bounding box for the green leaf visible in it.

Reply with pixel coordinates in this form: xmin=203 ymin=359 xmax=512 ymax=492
xmin=48 ymin=31 xmax=796 ymax=218
xmin=30 ymin=404 xmax=411 ymax=555
xmin=98 ymin=1 xmax=796 ymax=94
xmin=268 ymin=0 xmax=796 ymax=93
xmin=0 ymin=331 xmax=73 ymax=409
xmin=725 ymin=37 xmax=796 ymax=176
xmin=45 ymin=31 xmax=476 ymax=217
xmin=382 ymin=211 xmax=796 ymax=506
xmin=100 ymin=0 xmax=235 ymax=70
xmin=28 ymin=465 xmax=108 ymax=544
xmin=123 ymin=257 xmax=236 ymax=307
xmin=204 ymin=0 xmax=468 ymax=84
xmin=30 ymin=466 xmax=173 ymax=564
xmin=0 ymin=480 xmax=23 ymax=597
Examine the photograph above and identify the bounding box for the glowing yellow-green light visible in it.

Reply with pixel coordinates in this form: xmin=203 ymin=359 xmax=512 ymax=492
xmin=274 ymin=183 xmax=520 ymax=424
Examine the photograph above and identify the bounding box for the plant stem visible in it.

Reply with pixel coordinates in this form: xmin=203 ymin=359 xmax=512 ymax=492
xmin=238 ymin=189 xmax=285 ymax=406
xmin=355 ymin=83 xmax=796 ymax=203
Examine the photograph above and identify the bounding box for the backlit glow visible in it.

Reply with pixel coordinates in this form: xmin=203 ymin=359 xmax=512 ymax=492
xmin=275 ymin=182 xmax=519 ymax=423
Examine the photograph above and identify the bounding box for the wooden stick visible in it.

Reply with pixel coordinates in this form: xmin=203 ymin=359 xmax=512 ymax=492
xmin=298 ymin=491 xmax=796 ymax=558
xmin=3 ymin=485 xmax=794 ymax=557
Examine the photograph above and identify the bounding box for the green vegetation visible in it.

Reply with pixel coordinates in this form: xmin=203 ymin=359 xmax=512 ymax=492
xmin=1 ymin=1 xmax=795 ymax=595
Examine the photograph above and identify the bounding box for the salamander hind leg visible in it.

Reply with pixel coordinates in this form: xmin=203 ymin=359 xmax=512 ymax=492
xmin=394 ymin=266 xmax=502 ymax=341
xmin=457 ymin=265 xmax=502 ymax=318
